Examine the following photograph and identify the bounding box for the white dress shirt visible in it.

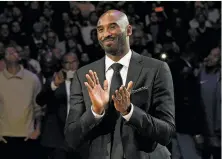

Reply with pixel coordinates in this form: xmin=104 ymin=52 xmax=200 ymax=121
xmin=91 ymin=50 xmax=134 ymax=121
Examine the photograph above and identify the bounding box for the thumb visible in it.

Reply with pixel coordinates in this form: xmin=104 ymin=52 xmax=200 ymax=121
xmin=1 ymin=137 xmax=7 ymax=143
xmin=127 ymin=81 xmax=133 ymax=92
xmin=103 ymin=80 xmax=108 ymax=92
xmin=24 ymin=133 xmax=30 ymax=141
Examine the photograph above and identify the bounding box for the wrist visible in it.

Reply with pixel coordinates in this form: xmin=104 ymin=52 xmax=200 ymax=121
xmin=92 ymin=107 xmax=104 ymax=115
xmin=120 ymin=104 xmax=131 ymax=116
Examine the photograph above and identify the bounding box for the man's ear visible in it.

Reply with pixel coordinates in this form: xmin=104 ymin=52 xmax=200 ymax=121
xmin=127 ymin=25 xmax=132 ymax=36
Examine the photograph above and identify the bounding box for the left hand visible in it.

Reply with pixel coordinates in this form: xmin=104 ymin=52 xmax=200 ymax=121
xmin=24 ymin=129 xmax=41 ymax=141
xmin=112 ymin=81 xmax=133 ymax=115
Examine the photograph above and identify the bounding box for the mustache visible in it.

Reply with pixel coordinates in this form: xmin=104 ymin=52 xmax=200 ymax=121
xmin=102 ymin=36 xmax=115 ymax=42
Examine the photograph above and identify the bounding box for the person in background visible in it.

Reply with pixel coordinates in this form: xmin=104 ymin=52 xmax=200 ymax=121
xmin=36 ymin=52 xmax=80 ymax=159
xmin=0 ymin=45 xmax=42 ymax=159
xmin=198 ymin=47 xmax=221 ymax=159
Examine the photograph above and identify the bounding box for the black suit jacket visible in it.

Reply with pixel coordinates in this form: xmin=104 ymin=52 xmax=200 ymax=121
xmin=65 ymin=51 xmax=175 ymax=159
xmin=36 ymin=78 xmax=68 ymax=148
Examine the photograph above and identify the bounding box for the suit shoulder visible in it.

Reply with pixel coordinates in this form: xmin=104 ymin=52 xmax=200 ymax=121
xmin=141 ymin=55 xmax=166 ymax=68
xmin=76 ymin=59 xmax=103 ymax=77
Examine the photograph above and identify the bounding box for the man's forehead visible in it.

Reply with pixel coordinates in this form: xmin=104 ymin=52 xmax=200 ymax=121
xmin=97 ymin=11 xmax=126 ymax=27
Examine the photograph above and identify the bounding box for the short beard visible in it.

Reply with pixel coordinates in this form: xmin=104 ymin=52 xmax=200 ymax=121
xmin=100 ymin=32 xmax=126 ymax=56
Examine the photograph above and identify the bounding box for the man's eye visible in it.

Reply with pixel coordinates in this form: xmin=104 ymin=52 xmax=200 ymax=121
xmin=98 ymin=29 xmax=103 ymax=33
xmin=110 ymin=25 xmax=116 ymax=29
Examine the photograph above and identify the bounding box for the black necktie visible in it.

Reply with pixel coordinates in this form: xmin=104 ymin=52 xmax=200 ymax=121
xmin=109 ymin=63 xmax=124 ymax=159
xmin=109 ymin=63 xmax=123 ymax=99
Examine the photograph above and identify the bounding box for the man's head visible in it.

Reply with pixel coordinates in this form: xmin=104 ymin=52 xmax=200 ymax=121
xmin=4 ymin=45 xmax=21 ymax=65
xmin=61 ymin=52 xmax=79 ymax=79
xmin=64 ymin=26 xmax=72 ymax=39
xmin=1 ymin=24 xmax=9 ymax=38
xmin=204 ymin=47 xmax=221 ymax=68
xmin=61 ymin=52 xmax=79 ymax=71
xmin=11 ymin=21 xmax=21 ymax=33
xmin=97 ymin=10 xmax=132 ymax=56
xmin=40 ymin=52 xmax=58 ymax=78
xmin=90 ymin=29 xmax=98 ymax=43
xmin=47 ymin=31 xmax=56 ymax=47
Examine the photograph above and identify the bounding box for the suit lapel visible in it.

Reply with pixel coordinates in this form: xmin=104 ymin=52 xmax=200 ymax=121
xmin=93 ymin=57 xmax=106 ymax=85
xmin=126 ymin=51 xmax=143 ymax=89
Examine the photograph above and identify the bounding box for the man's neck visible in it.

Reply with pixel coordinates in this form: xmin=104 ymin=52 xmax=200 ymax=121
xmin=106 ymin=48 xmax=130 ymax=62
xmin=6 ymin=64 xmax=21 ymax=75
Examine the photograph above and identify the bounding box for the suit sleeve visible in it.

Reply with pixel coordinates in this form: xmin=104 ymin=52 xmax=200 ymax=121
xmin=64 ymin=71 xmax=103 ymax=150
xmin=126 ymin=62 xmax=176 ymax=146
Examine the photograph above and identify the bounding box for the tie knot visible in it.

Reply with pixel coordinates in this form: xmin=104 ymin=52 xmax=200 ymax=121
xmin=111 ymin=63 xmax=123 ymax=72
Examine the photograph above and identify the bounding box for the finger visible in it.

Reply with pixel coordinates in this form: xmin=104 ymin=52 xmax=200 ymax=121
xmin=103 ymin=80 xmax=108 ymax=92
xmin=84 ymin=82 xmax=93 ymax=93
xmin=119 ymin=86 xmax=126 ymax=101
xmin=86 ymin=74 xmax=94 ymax=87
xmin=89 ymin=70 xmax=96 ymax=85
xmin=94 ymin=72 xmax=100 ymax=85
xmin=112 ymin=95 xmax=119 ymax=104
xmin=123 ymin=86 xmax=129 ymax=97
xmin=115 ymin=90 xmax=122 ymax=103
xmin=24 ymin=137 xmax=29 ymax=141
xmin=2 ymin=137 xmax=7 ymax=143
xmin=127 ymin=81 xmax=134 ymax=93
xmin=58 ymin=71 xmax=64 ymax=79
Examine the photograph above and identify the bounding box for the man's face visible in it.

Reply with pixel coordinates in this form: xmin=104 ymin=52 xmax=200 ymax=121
xmin=205 ymin=48 xmax=220 ymax=67
xmin=62 ymin=54 xmax=79 ymax=71
xmin=1 ymin=24 xmax=9 ymax=37
xmin=89 ymin=12 xmax=98 ymax=25
xmin=5 ymin=47 xmax=21 ymax=63
xmin=62 ymin=12 xmax=69 ymax=22
xmin=47 ymin=32 xmax=56 ymax=46
xmin=97 ymin=12 xmax=129 ymax=55
xmin=64 ymin=27 xmax=72 ymax=39
xmin=12 ymin=21 xmax=20 ymax=33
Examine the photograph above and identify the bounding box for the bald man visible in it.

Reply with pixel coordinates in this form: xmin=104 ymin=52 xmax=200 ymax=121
xmin=65 ymin=10 xmax=175 ymax=159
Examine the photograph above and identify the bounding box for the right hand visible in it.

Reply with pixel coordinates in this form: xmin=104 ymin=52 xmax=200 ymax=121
xmin=84 ymin=70 xmax=109 ymax=114
xmin=54 ymin=70 xmax=65 ymax=87
xmin=0 ymin=136 xmax=7 ymax=143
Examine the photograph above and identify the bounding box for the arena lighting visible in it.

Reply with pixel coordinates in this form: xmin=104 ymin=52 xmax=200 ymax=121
xmin=160 ymin=53 xmax=167 ymax=60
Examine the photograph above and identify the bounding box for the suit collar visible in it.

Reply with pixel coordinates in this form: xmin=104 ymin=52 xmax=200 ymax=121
xmin=93 ymin=50 xmax=143 ymax=89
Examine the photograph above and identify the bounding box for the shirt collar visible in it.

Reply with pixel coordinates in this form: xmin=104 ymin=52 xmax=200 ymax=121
xmin=3 ymin=65 xmax=24 ymax=79
xmin=105 ymin=50 xmax=132 ymax=72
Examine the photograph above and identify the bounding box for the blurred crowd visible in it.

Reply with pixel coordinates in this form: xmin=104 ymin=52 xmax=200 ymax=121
xmin=0 ymin=1 xmax=220 ymax=159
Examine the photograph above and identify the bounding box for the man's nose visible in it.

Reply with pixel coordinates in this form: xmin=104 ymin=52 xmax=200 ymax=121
xmin=103 ymin=30 xmax=112 ymax=40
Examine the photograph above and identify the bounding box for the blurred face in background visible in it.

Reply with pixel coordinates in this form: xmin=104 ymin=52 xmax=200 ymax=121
xmin=47 ymin=31 xmax=56 ymax=47
xmin=5 ymin=47 xmax=21 ymax=64
xmin=30 ymin=2 xmax=39 ymax=10
xmin=197 ymin=14 xmax=206 ymax=24
xmin=64 ymin=27 xmax=72 ymax=39
xmin=43 ymin=8 xmax=53 ymax=19
xmin=71 ymin=6 xmax=81 ymax=16
xmin=62 ymin=12 xmax=70 ymax=22
xmin=204 ymin=47 xmax=220 ymax=67
xmin=23 ymin=45 xmax=31 ymax=59
xmin=12 ymin=7 xmax=22 ymax=18
xmin=1 ymin=24 xmax=9 ymax=38
xmin=89 ymin=12 xmax=99 ymax=25
xmin=11 ymin=21 xmax=21 ymax=33
xmin=67 ymin=39 xmax=77 ymax=50
xmin=62 ymin=53 xmax=79 ymax=80
xmin=150 ymin=12 xmax=158 ymax=23
xmin=62 ymin=53 xmax=79 ymax=72
xmin=71 ymin=25 xmax=80 ymax=37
